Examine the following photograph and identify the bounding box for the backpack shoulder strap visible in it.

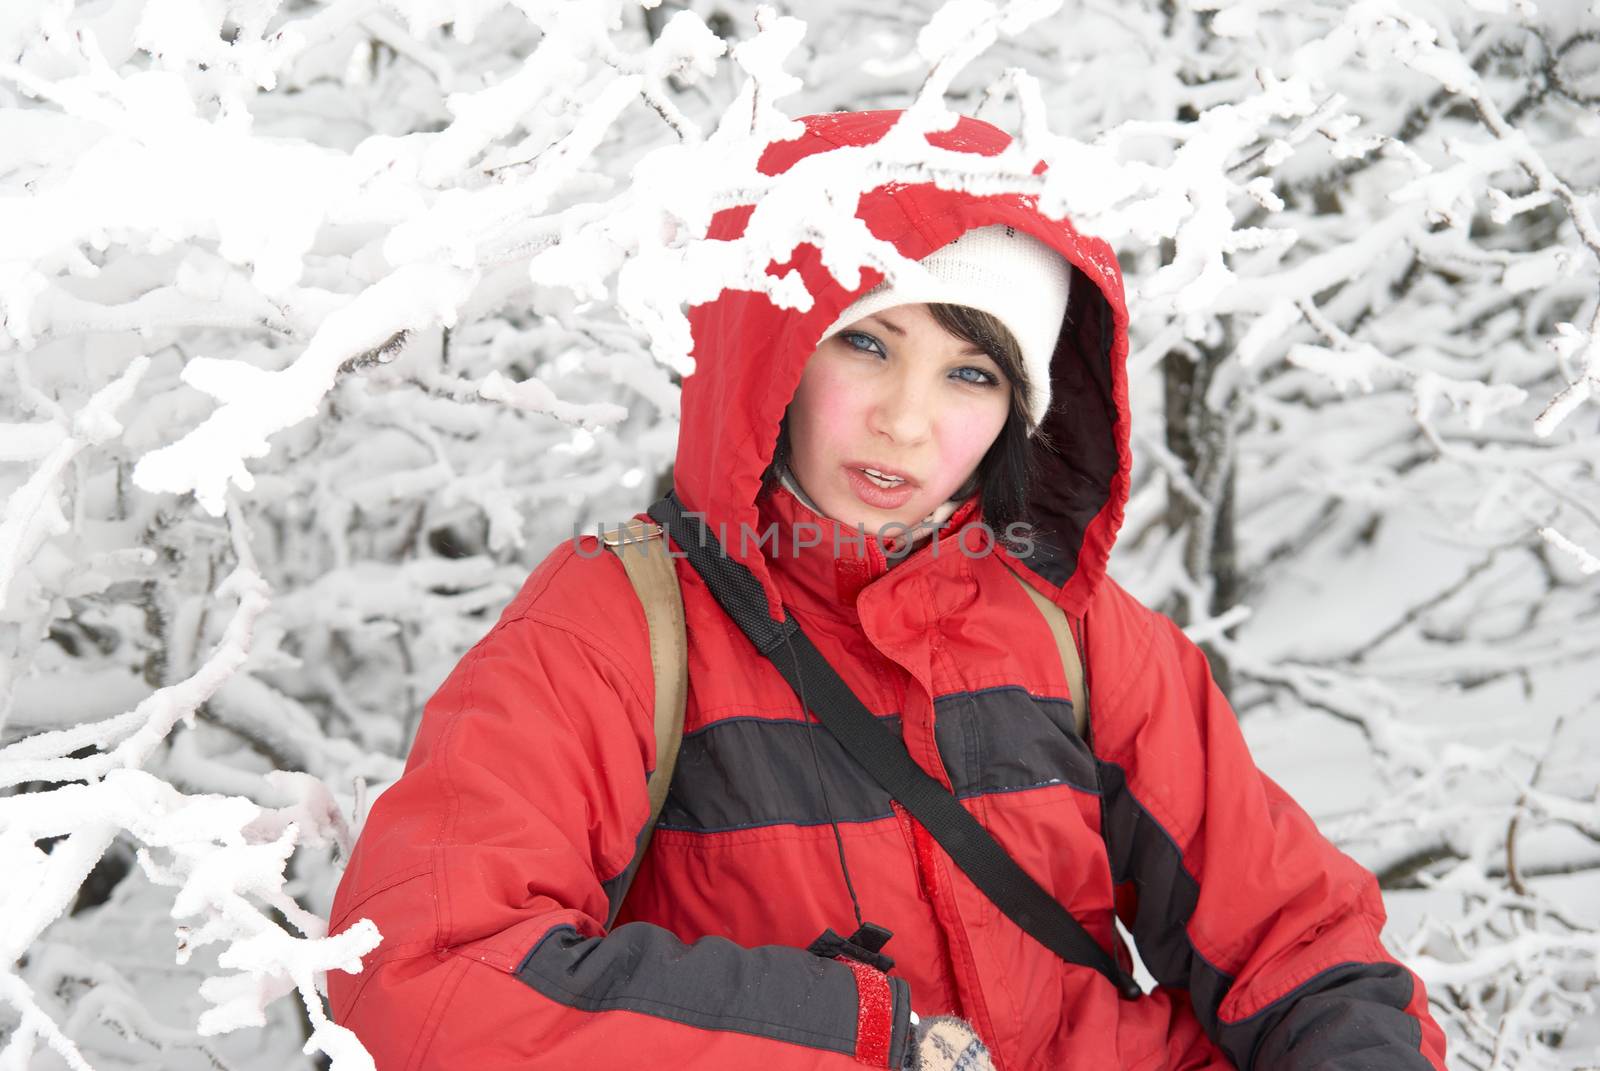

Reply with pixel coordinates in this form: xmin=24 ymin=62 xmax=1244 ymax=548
xmin=600 ymin=520 xmax=688 ymax=910
xmin=1002 ymin=564 xmax=1089 ymax=738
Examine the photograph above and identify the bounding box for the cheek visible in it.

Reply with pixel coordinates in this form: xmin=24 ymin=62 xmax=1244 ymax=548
xmin=789 ymin=361 xmax=869 ymax=462
xmin=934 ymin=400 xmax=1009 ymax=472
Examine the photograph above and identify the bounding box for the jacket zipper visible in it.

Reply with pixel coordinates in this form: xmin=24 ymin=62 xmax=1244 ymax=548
xmin=1067 ymin=613 xmax=1091 ymax=735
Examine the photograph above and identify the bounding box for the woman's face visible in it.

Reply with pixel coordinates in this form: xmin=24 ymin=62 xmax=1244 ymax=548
xmin=784 ymin=302 xmax=1013 ymax=534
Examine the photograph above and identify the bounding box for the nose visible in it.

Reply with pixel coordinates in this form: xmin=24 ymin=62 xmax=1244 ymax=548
xmin=866 ymin=367 xmax=933 ymax=445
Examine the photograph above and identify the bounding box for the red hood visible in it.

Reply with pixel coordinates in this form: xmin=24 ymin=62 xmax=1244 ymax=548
xmin=678 ymin=109 xmax=1131 ymax=623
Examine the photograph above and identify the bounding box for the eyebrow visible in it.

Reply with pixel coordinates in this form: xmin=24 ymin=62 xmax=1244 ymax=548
xmin=865 ymin=314 xmax=989 ymax=358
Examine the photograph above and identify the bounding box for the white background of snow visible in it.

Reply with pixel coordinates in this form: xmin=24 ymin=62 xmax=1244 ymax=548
xmin=1 ymin=0 xmax=1598 ymax=1067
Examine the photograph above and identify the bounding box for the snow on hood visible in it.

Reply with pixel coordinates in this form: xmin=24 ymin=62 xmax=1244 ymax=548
xmin=677 ymin=110 xmax=1132 ymax=622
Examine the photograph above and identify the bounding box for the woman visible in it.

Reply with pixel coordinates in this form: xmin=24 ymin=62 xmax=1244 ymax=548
xmin=327 ymin=110 xmax=1447 ymax=1071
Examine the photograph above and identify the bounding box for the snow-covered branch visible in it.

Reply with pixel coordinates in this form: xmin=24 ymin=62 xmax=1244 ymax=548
xmin=2 ymin=0 xmax=1596 ymax=1066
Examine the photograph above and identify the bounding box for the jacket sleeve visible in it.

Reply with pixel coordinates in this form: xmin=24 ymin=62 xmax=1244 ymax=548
xmin=326 ymin=541 xmax=912 ymax=1070
xmin=1086 ymin=578 xmax=1446 ymax=1071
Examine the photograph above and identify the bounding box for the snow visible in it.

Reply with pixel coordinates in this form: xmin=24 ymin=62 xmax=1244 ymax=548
xmin=2 ymin=0 xmax=1598 ymax=1067
xmin=1538 ymin=526 xmax=1600 ymax=575
xmin=131 ymin=264 xmax=477 ymax=514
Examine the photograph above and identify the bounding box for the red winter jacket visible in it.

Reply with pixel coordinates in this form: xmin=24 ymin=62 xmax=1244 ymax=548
xmin=328 ymin=111 xmax=1447 ymax=1071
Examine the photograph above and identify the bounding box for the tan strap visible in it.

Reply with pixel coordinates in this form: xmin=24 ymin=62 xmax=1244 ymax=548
xmin=1004 ymin=566 xmax=1089 ymax=738
xmin=601 ymin=520 xmax=688 ymax=904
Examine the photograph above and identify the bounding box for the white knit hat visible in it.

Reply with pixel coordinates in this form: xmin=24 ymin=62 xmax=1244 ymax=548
xmin=820 ymin=224 xmax=1071 ymax=430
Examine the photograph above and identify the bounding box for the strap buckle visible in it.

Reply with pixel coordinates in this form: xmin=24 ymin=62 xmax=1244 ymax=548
xmin=807 ymin=923 xmax=895 ymax=973
xmin=601 ymin=520 xmax=663 ymax=547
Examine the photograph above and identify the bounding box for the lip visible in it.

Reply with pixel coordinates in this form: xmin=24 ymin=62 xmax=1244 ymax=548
xmin=845 ymin=460 xmax=920 ymax=486
xmin=842 ymin=462 xmax=919 ymax=511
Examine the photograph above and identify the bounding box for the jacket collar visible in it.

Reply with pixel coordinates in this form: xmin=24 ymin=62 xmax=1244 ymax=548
xmin=756 ymin=483 xmax=982 ymax=618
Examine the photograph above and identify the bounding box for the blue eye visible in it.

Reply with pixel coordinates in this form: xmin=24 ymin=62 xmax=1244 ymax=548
xmin=840 ymin=331 xmax=885 ymax=357
xmin=952 ymin=366 xmax=1001 ymax=387
xmin=839 ymin=331 xmax=1000 ymax=388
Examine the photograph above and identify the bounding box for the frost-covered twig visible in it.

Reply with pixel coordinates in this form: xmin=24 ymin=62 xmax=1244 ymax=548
xmin=0 ymin=496 xmax=378 ymax=1065
xmin=0 ymin=356 xmax=148 ymax=624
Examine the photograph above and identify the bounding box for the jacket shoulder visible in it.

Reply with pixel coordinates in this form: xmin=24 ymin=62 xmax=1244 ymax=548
xmin=494 ymin=533 xmax=654 ymax=709
xmin=1082 ymin=573 xmax=1163 ymax=693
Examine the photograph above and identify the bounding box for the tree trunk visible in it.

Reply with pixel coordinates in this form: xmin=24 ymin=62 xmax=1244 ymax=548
xmin=1161 ymin=338 xmax=1240 ymax=702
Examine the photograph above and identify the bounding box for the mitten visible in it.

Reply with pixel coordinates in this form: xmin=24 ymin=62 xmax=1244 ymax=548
xmin=904 ymin=1014 xmax=996 ymax=1071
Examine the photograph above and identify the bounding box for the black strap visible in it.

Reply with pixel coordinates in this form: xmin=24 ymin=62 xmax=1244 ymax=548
xmin=648 ymin=492 xmax=1141 ymax=999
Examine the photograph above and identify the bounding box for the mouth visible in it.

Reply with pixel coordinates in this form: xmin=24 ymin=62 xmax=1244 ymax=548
xmin=849 ymin=462 xmax=918 ymax=490
xmin=842 ymin=461 xmax=920 ymax=510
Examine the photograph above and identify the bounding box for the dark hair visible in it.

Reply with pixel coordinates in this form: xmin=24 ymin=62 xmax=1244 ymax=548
xmin=761 ymin=303 xmax=1042 ymax=540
